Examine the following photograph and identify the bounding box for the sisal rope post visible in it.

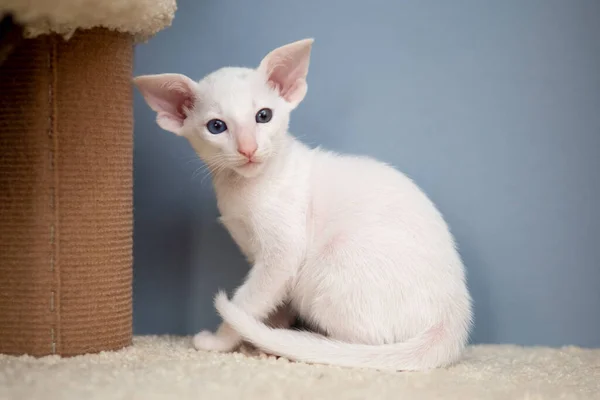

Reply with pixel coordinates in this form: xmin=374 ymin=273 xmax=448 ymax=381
xmin=0 ymin=28 xmax=134 ymax=356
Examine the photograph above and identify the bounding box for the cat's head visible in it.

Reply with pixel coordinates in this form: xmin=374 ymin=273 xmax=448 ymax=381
xmin=134 ymin=38 xmax=313 ymax=178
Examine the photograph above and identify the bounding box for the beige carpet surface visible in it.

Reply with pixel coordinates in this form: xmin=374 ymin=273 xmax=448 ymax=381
xmin=0 ymin=336 xmax=598 ymax=400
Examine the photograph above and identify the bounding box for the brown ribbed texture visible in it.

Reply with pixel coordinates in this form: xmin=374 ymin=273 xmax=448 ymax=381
xmin=0 ymin=28 xmax=134 ymax=357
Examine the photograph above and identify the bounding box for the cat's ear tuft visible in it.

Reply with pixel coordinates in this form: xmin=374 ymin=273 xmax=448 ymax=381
xmin=133 ymin=73 xmax=197 ymax=135
xmin=258 ymin=38 xmax=314 ymax=108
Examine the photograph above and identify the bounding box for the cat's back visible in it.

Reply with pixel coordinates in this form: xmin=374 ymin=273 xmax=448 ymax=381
xmin=309 ymin=148 xmax=434 ymax=210
xmin=306 ymin=147 xmax=450 ymax=243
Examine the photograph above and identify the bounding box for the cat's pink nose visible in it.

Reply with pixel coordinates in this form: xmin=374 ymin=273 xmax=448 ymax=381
xmin=237 ymin=145 xmax=257 ymax=158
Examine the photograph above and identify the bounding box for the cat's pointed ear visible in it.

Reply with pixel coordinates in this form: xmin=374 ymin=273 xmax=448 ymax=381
xmin=258 ymin=38 xmax=314 ymax=108
xmin=133 ymin=73 xmax=197 ymax=135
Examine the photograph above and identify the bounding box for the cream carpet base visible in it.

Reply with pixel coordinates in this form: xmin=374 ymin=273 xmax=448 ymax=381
xmin=1 ymin=336 xmax=598 ymax=399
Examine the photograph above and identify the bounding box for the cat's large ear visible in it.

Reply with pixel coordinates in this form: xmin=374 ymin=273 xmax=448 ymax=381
xmin=258 ymin=38 xmax=314 ymax=108
xmin=133 ymin=73 xmax=197 ymax=135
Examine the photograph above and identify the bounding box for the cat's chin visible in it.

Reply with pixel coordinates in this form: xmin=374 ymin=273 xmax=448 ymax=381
xmin=232 ymin=162 xmax=266 ymax=178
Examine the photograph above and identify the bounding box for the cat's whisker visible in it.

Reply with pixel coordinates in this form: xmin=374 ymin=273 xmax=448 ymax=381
xmin=191 ymin=164 xmax=211 ymax=182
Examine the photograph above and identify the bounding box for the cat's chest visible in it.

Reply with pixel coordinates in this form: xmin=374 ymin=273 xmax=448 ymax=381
xmin=217 ymin=196 xmax=257 ymax=238
xmin=215 ymin=187 xmax=278 ymax=255
xmin=215 ymin=181 xmax=305 ymax=254
xmin=216 ymin=185 xmax=266 ymax=220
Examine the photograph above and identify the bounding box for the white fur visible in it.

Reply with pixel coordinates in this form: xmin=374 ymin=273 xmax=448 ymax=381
xmin=134 ymin=39 xmax=473 ymax=371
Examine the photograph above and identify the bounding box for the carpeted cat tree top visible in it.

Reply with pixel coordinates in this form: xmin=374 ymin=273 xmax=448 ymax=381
xmin=0 ymin=0 xmax=176 ymax=357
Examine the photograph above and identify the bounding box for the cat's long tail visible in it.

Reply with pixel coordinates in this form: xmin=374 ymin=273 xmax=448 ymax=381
xmin=214 ymin=291 xmax=467 ymax=371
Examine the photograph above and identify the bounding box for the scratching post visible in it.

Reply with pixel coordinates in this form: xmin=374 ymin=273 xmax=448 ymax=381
xmin=0 ymin=28 xmax=133 ymax=356
xmin=0 ymin=0 xmax=176 ymax=357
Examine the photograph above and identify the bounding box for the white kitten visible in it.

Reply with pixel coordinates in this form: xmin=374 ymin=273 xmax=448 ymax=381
xmin=134 ymin=38 xmax=473 ymax=371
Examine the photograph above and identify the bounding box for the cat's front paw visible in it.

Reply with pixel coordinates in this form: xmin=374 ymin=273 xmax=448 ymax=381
xmin=193 ymin=330 xmax=237 ymax=352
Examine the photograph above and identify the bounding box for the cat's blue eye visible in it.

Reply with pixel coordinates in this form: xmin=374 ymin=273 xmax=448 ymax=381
xmin=206 ymin=119 xmax=227 ymax=134
xmin=255 ymin=108 xmax=273 ymax=123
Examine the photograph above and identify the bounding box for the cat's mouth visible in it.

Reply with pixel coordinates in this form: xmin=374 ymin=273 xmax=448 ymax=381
xmin=235 ymin=152 xmax=269 ymax=171
xmin=240 ymin=159 xmax=261 ymax=167
xmin=233 ymin=159 xmax=265 ymax=177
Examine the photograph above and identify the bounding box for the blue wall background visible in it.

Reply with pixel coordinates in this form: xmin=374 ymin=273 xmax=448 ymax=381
xmin=132 ymin=0 xmax=600 ymax=347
